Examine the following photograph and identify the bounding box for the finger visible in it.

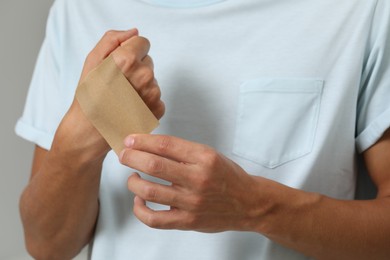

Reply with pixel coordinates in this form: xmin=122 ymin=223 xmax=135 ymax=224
xmin=131 ymin=78 xmax=165 ymax=120
xmin=133 ymin=196 xmax=190 ymax=230
xmin=151 ymin=100 xmax=165 ymax=120
xmin=120 ymin=36 xmax=151 ymax=61
xmin=123 ymin=134 xmax=208 ymax=164
xmin=92 ymin=29 xmax=138 ymax=60
xmin=136 ymin=87 xmax=165 ymax=120
xmin=144 ymin=81 xmax=162 ymax=105
xmin=128 ymin=63 xmax=155 ymax=94
xmin=121 ymin=149 xmax=190 ymax=185
xmin=111 ymin=38 xmax=151 ymax=76
xmin=128 ymin=173 xmax=187 ymax=208
xmin=142 ymin=55 xmax=154 ymax=68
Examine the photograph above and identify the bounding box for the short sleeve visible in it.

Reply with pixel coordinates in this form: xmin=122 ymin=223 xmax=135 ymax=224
xmin=356 ymin=0 xmax=390 ymax=153
xmin=15 ymin=1 xmax=67 ymax=150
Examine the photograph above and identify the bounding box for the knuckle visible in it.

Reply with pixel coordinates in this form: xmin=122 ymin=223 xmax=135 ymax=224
xmin=103 ymin=30 xmax=116 ymax=37
xmin=145 ymin=214 xmax=160 ymax=228
xmin=138 ymin=36 xmax=151 ymax=48
xmin=145 ymin=56 xmax=154 ymax=69
xmin=112 ymin=49 xmax=137 ymax=73
xmin=143 ymin=185 xmax=158 ymax=201
xmin=157 ymin=136 xmax=173 ymax=154
xmin=153 ymin=101 xmax=166 ymax=119
xmin=147 ymin=157 xmax=164 ymax=175
xmin=200 ymin=148 xmax=220 ymax=167
xmin=122 ymin=52 xmax=138 ymax=72
xmin=138 ymin=68 xmax=154 ymax=87
xmin=145 ymin=86 xmax=161 ymax=104
xmin=103 ymin=30 xmax=120 ymax=44
xmin=152 ymin=86 xmax=162 ymax=99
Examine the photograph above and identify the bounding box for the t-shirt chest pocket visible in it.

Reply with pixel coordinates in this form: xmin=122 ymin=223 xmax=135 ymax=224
xmin=233 ymin=78 xmax=324 ymax=168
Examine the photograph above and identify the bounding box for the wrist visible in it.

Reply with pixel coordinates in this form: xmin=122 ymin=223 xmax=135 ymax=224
xmin=48 ymin=139 xmax=108 ymax=173
xmin=50 ymin=101 xmax=111 ymax=170
xmin=247 ymin=177 xmax=322 ymax=237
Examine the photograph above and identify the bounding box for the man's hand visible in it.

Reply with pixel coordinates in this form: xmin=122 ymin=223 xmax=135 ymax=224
xmin=20 ymin=30 xmax=165 ymax=260
xmin=81 ymin=29 xmax=165 ymax=119
xmin=54 ymin=29 xmax=165 ymax=163
xmin=119 ymin=134 xmax=270 ymax=232
xmin=119 ymin=133 xmax=390 ymax=259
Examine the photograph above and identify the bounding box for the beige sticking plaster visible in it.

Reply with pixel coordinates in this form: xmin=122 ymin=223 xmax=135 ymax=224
xmin=76 ymin=55 xmax=159 ymax=155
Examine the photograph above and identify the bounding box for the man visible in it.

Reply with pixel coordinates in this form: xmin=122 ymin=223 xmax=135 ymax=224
xmin=16 ymin=0 xmax=390 ymax=259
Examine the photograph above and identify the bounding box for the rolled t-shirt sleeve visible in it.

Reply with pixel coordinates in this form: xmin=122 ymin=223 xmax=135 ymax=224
xmin=356 ymin=0 xmax=390 ymax=153
xmin=15 ymin=2 xmax=67 ymax=150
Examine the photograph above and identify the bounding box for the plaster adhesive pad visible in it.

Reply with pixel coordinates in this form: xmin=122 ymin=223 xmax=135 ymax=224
xmin=76 ymin=55 xmax=159 ymax=155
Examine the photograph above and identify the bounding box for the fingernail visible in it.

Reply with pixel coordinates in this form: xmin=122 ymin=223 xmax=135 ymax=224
xmin=119 ymin=149 xmax=126 ymax=161
xmin=124 ymin=136 xmax=134 ymax=147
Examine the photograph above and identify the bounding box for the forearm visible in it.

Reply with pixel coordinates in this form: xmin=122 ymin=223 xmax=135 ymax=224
xmin=20 ymin=106 xmax=110 ymax=259
xmin=20 ymin=147 xmax=103 ymax=260
xmin=19 ymin=30 xmax=163 ymax=259
xmin=255 ymin=178 xmax=390 ymax=259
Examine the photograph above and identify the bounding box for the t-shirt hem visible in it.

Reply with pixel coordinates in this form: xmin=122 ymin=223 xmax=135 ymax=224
xmin=15 ymin=119 xmax=54 ymax=150
xmin=356 ymin=107 xmax=390 ymax=153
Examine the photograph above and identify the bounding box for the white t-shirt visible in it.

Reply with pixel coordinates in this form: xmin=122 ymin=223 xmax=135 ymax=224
xmin=16 ymin=0 xmax=390 ymax=259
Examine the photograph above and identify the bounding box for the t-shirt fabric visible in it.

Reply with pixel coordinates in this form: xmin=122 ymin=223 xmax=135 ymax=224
xmin=16 ymin=0 xmax=390 ymax=259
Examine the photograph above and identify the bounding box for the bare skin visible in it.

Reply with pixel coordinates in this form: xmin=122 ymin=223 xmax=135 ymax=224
xmin=21 ymin=31 xmax=390 ymax=259
xmin=119 ymin=130 xmax=390 ymax=260
xmin=19 ymin=29 xmax=165 ymax=260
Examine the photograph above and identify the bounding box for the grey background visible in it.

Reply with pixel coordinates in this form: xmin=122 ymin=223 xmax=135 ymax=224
xmin=0 ymin=0 xmax=377 ymax=259
xmin=0 ymin=0 xmax=86 ymax=259
xmin=0 ymin=0 xmax=87 ymax=259
xmin=0 ymin=0 xmax=53 ymax=258
xmin=0 ymin=1 xmax=52 ymax=258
